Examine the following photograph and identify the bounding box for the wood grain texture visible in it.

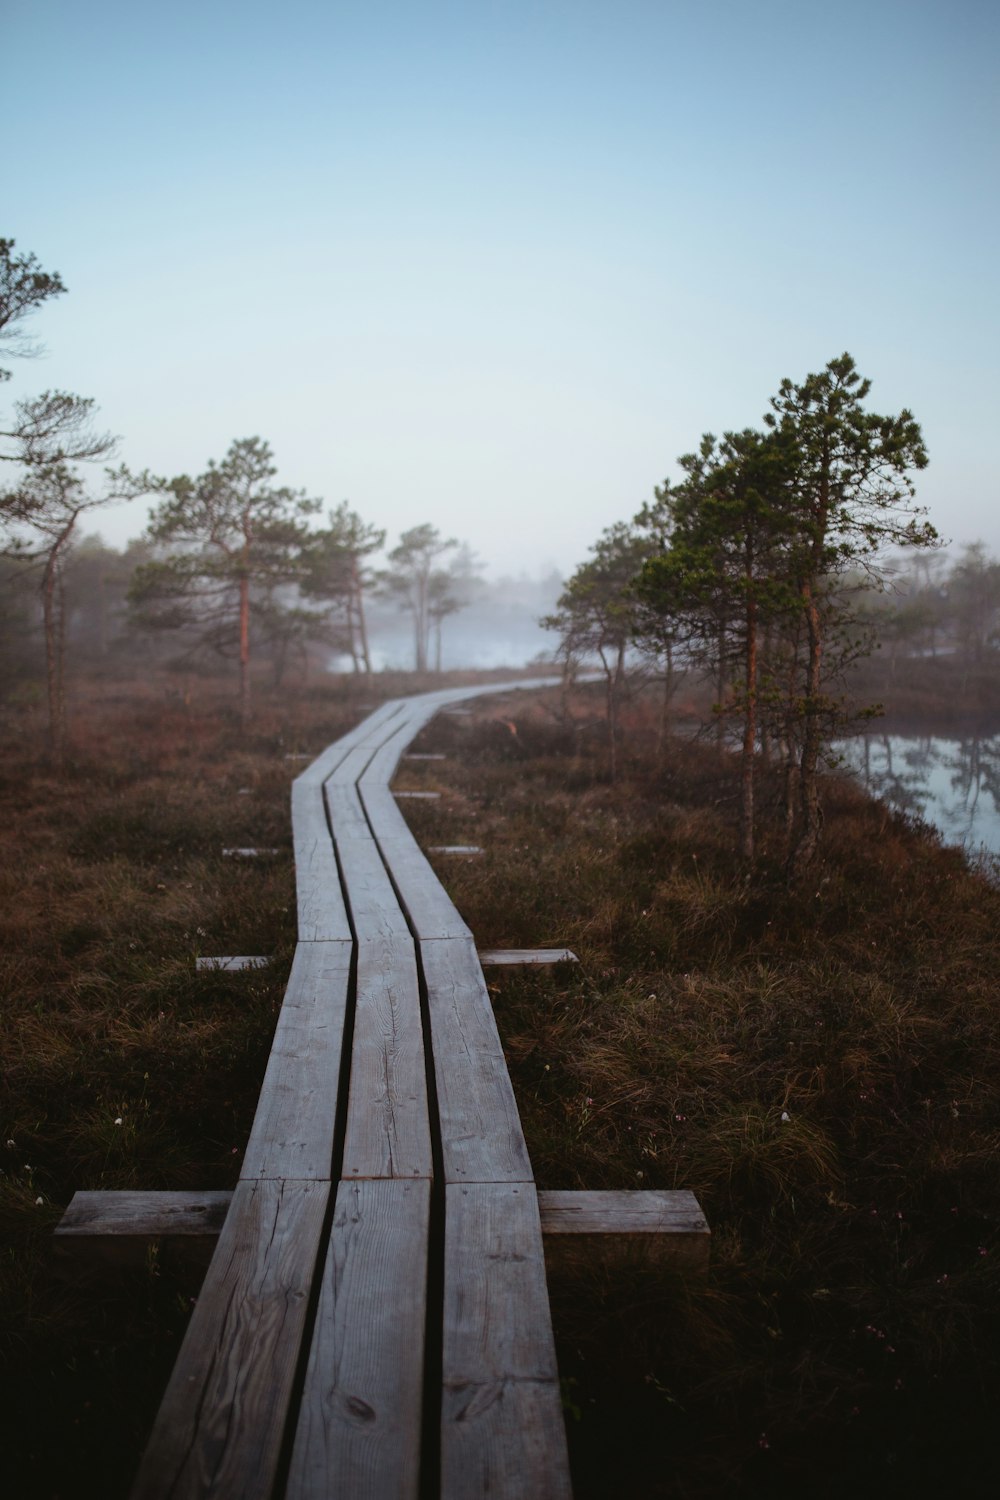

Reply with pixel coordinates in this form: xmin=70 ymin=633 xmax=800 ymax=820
xmin=56 ymin=1189 xmax=233 ymax=1238
xmin=362 ymin=715 xmax=438 ymax=790
xmin=54 ymin=1190 xmax=232 ymax=1270
xmin=286 ymin=1179 xmax=430 ymax=1500
xmin=441 ymin=1182 xmax=571 ymax=1500
xmin=376 ymin=838 xmax=473 ymax=942
xmin=421 ymin=938 xmax=532 ymax=1183
xmin=292 ymin=781 xmax=352 ymax=942
xmin=325 ymin=739 xmax=384 ymax=793
xmin=130 ymin=1178 xmax=329 ymax=1500
xmin=294 ymin=701 xmax=406 ymax=789
xmin=539 ymin=1189 xmax=710 ymax=1273
xmin=477 ymin=948 xmax=578 ymax=966
xmin=324 ymin=779 xmax=377 ymax=838
xmin=332 ymin=829 xmax=413 ymax=942
xmin=342 ymin=938 xmax=432 ymax=1181
xmin=323 ymin=779 xmax=414 ymax=942
xmin=240 ymin=941 xmax=353 ymax=1182
xmin=357 ymin=780 xmax=415 ymax=844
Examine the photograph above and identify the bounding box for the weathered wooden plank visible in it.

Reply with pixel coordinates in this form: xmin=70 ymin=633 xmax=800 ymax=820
xmin=323 ymin=779 xmax=414 ymax=942
xmin=421 ymin=938 xmax=532 ymax=1183
xmin=333 ymin=830 xmax=413 ymax=942
xmin=240 ymin=940 xmax=353 ymax=1182
xmin=429 ymin=845 xmax=483 ymax=855
xmin=362 ymin=716 xmax=439 ymax=791
xmin=294 ymin=701 xmax=406 ymax=789
xmin=286 ymin=1179 xmax=430 ymax=1500
xmin=324 ymin=779 xmax=376 ymax=838
xmin=404 ymin=753 xmax=447 ymax=760
xmin=375 ymin=837 xmax=473 ymax=942
xmin=478 ymin=948 xmax=578 ymax=966
xmin=222 ymin=846 xmax=281 ymax=857
xmin=357 ymin=780 xmax=416 ymax=844
xmin=130 ymin=1178 xmax=329 ymax=1500
xmin=196 ymin=955 xmax=271 ymax=971
xmin=56 ymin=1186 xmax=711 ymax=1273
xmin=326 ymin=739 xmax=388 ymax=793
xmin=292 ymin=782 xmax=352 ymax=942
xmin=392 ymin=789 xmax=441 ymax=800
xmin=441 ymin=1182 xmax=571 ymax=1500
xmin=539 ymin=1189 xmax=711 ymax=1273
xmin=342 ymin=939 xmax=432 ymax=1181
xmin=53 ymin=1190 xmax=232 ymax=1270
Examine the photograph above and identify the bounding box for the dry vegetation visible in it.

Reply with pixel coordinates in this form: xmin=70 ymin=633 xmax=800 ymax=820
xmin=0 ymin=675 xmax=366 ymax=1499
xmin=402 ymin=689 xmax=1000 ymax=1499
xmin=3 ymin=673 xmax=1000 ymax=1498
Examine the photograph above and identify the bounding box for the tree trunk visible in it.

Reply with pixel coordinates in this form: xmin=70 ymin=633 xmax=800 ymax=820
xmin=789 ymin=580 xmax=823 ymax=878
xmin=599 ymin=646 xmax=618 ymax=782
xmin=656 ymin=641 xmax=674 ymax=764
xmin=414 ymin=577 xmax=428 ymax=673
xmin=352 ymin=559 xmax=373 ymax=675
xmin=239 ymin=570 xmax=251 ymax=724
xmin=783 ymin=747 xmax=797 ymax=843
xmin=740 ymin=585 xmax=757 ymax=863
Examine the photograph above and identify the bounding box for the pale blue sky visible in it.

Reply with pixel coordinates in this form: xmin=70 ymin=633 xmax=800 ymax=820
xmin=5 ymin=0 xmax=998 ymax=576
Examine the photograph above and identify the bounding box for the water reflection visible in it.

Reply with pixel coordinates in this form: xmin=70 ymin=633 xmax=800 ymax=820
xmin=837 ymin=732 xmax=1000 ymax=858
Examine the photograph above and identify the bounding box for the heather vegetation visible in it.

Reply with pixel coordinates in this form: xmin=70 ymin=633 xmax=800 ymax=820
xmin=2 ymin=669 xmax=998 ymax=1497
xmin=400 ymin=689 xmax=1000 ymax=1498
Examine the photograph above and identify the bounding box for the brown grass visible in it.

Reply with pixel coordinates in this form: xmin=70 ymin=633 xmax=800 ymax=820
xmin=401 ymin=687 xmax=1000 ymax=1498
xmin=4 ymin=672 xmax=1000 ymax=1497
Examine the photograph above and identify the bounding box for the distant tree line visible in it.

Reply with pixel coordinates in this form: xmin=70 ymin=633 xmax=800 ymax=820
xmin=545 ymin=354 xmax=955 ymax=876
xmin=0 ymin=237 xmax=484 ymax=752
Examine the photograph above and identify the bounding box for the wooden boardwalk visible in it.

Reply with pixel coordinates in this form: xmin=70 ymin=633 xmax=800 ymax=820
xmin=130 ymin=680 xmax=575 ymax=1500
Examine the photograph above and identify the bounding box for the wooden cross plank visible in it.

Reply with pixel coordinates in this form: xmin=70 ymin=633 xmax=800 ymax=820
xmin=53 ymin=1190 xmax=231 ymax=1270
xmin=240 ymin=940 xmax=353 ymax=1182
xmin=286 ymin=1178 xmax=430 ymax=1500
xmin=55 ymin=1188 xmax=711 ymax=1275
xmin=539 ymin=1189 xmax=711 ymax=1273
xmin=421 ymin=937 xmax=532 ymax=1184
xmin=130 ymin=1178 xmax=329 ymax=1500
xmin=477 ymin=948 xmax=578 ymax=966
xmin=441 ymin=1182 xmax=571 ymax=1500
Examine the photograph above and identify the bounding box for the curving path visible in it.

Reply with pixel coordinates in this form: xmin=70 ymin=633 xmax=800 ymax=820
xmin=130 ymin=679 xmax=572 ymax=1500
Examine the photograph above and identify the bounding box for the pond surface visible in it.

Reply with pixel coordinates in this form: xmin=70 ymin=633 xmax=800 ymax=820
xmin=837 ymin=732 xmax=1000 ymax=861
